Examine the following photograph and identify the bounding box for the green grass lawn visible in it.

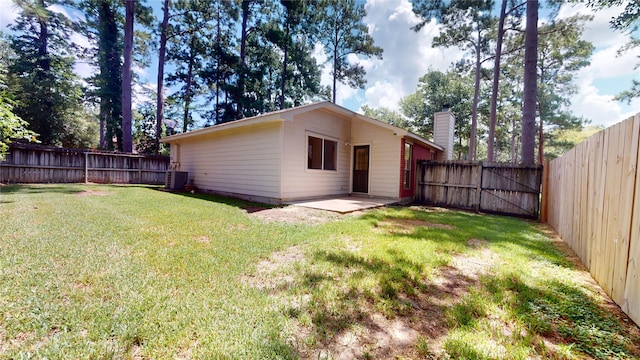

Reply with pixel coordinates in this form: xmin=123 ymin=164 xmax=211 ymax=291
xmin=0 ymin=184 xmax=638 ymax=359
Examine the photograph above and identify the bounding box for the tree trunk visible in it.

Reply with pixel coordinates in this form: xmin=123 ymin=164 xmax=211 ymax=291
xmin=468 ymin=30 xmax=481 ymax=161
xmin=280 ymin=22 xmax=290 ymax=110
xmin=155 ymin=0 xmax=170 ymax=155
xmin=182 ymin=35 xmax=195 ymax=133
xmin=238 ymin=0 xmax=251 ymax=119
xmin=521 ymin=0 xmax=538 ymax=165
xmin=538 ymin=109 xmax=544 ymax=165
xmin=488 ymin=0 xmax=507 ymax=163
xmin=99 ymin=100 xmax=106 ymax=148
xmin=37 ymin=0 xmax=49 ymax=73
xmin=122 ymin=0 xmax=134 ymax=153
xmin=97 ymin=0 xmax=121 ymax=151
xmin=215 ymin=2 xmax=221 ymax=123
xmin=332 ymin=29 xmax=338 ymax=103
xmin=511 ymin=116 xmax=517 ymax=163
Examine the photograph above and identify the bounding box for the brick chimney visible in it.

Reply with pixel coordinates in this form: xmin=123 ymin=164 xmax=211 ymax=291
xmin=433 ymin=106 xmax=455 ymax=160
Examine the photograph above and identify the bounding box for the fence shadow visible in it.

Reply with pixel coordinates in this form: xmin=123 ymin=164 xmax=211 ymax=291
xmin=0 ymin=184 xmax=85 ymax=195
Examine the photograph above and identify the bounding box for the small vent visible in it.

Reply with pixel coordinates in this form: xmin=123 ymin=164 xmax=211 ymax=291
xmin=165 ymin=171 xmax=188 ymax=190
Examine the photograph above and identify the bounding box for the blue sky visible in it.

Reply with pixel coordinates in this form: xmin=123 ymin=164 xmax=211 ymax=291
xmin=1 ymin=0 xmax=638 ymax=128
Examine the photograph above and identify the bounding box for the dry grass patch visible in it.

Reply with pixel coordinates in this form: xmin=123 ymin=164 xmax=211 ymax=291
xmin=243 ymin=245 xmax=306 ymax=291
xmin=375 ymin=218 xmax=455 ymax=235
xmin=250 ymin=206 xmax=342 ymax=225
xmin=76 ymin=190 xmax=110 ymax=196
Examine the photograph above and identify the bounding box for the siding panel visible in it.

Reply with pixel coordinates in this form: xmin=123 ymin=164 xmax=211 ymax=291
xmin=351 ymin=118 xmax=401 ymax=198
xmin=281 ymin=109 xmax=351 ymax=199
xmin=172 ymin=122 xmax=282 ymax=198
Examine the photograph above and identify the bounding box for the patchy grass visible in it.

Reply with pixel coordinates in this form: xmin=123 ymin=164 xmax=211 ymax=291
xmin=0 ymin=185 xmax=638 ymax=359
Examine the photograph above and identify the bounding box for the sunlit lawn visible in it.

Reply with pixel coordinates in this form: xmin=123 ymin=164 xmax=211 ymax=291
xmin=0 ymin=184 xmax=638 ymax=359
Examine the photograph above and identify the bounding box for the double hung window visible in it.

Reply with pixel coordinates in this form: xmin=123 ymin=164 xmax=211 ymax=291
xmin=308 ymin=135 xmax=337 ymax=171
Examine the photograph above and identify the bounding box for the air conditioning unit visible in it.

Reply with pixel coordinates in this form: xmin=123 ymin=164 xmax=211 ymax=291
xmin=165 ymin=171 xmax=188 ymax=190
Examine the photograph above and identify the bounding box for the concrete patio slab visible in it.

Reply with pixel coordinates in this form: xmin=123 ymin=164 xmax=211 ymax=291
xmin=288 ymin=196 xmax=399 ymax=214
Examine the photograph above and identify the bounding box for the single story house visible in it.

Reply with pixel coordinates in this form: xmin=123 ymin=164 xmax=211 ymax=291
xmin=161 ymin=101 xmax=455 ymax=204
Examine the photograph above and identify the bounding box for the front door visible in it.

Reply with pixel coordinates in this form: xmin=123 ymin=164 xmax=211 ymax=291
xmin=352 ymin=145 xmax=369 ymax=193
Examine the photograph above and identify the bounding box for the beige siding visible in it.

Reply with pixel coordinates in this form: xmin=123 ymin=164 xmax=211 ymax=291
xmin=171 ymin=122 xmax=282 ymax=198
xmin=351 ymin=118 xmax=401 ymax=198
xmin=280 ymin=109 xmax=351 ymax=199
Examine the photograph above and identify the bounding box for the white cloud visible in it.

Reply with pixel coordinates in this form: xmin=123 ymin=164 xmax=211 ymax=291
xmin=360 ymin=0 xmax=465 ymax=112
xmin=0 ymin=0 xmax=19 ymax=32
xmin=569 ymin=82 xmax=639 ymax=127
xmin=558 ymin=3 xmax=640 ymax=127
xmin=557 ymin=3 xmax=629 ymax=49
xmin=312 ymin=42 xmax=361 ymax=106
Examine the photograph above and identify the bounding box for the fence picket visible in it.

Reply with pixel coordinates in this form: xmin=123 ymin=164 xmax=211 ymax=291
xmin=547 ymin=112 xmax=640 ymax=327
xmin=416 ymin=161 xmax=542 ymax=218
xmin=1 ymin=144 xmax=169 ymax=185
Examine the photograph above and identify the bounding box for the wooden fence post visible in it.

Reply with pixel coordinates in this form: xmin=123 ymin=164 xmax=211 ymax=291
xmin=540 ymin=160 xmax=550 ymax=222
xmin=475 ymin=162 xmax=483 ymax=213
xmin=84 ymin=152 xmax=89 ymax=184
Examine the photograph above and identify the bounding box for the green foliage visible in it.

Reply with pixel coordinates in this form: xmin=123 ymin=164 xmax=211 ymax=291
xmin=77 ymin=0 xmax=154 ymax=151
xmin=361 ymin=105 xmax=412 ymax=130
xmin=544 ymin=125 xmax=603 ymax=160
xmin=0 ymin=96 xmax=38 ymax=160
xmin=413 ymin=0 xmax=497 ymax=160
xmin=583 ymin=0 xmax=639 ymax=100
xmin=6 ymin=0 xmax=87 ymax=147
xmin=133 ymin=101 xmax=164 ymax=155
xmin=314 ymin=0 xmax=383 ymax=103
xmin=615 ymin=79 xmax=640 ymax=104
xmin=400 ymin=69 xmax=474 ymax=158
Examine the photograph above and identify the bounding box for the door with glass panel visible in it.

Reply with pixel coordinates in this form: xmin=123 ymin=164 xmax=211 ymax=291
xmin=352 ymin=145 xmax=369 ymax=193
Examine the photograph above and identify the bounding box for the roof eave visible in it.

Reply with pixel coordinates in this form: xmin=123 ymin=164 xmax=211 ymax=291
xmin=406 ymin=132 xmax=444 ymax=151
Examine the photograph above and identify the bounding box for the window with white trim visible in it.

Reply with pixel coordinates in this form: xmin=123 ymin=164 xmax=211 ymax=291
xmin=404 ymin=142 xmax=412 ymax=189
xmin=307 ymin=135 xmax=337 ymax=171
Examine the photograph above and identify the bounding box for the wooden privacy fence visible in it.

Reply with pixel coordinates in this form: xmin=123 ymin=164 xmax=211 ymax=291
xmin=1 ymin=144 xmax=169 ymax=184
xmin=546 ymin=113 xmax=640 ymax=326
xmin=416 ymin=161 xmax=542 ymax=219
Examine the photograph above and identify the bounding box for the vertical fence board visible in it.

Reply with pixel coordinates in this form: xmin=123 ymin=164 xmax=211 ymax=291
xmin=417 ymin=161 xmax=542 ymax=218
xmin=1 ymin=144 xmax=168 ymax=185
xmin=547 ymin=112 xmax=640 ymax=327
xmin=623 ymin=113 xmax=640 ymax=323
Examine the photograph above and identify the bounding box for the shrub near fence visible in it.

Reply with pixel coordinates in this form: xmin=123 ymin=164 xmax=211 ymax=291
xmin=0 ymin=143 xmax=169 ymax=185
xmin=546 ymin=112 xmax=640 ymax=326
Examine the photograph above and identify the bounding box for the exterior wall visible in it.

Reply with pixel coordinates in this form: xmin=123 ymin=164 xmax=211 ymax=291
xmin=170 ymin=122 xmax=283 ymax=201
xmin=280 ymin=109 xmax=351 ymax=200
xmin=351 ymin=118 xmax=401 ymax=198
xmin=400 ymin=139 xmax=436 ymax=199
xmin=434 ymin=111 xmax=455 ymax=160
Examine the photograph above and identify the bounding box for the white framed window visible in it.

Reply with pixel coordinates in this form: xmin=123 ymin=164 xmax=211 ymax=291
xmin=404 ymin=142 xmax=412 ymax=189
xmin=307 ymin=134 xmax=338 ymax=171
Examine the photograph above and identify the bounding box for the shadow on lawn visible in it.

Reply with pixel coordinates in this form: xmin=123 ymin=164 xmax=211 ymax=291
xmin=296 ymin=252 xmax=640 ymax=359
xmin=158 ymin=188 xmax=274 ymax=213
xmin=362 ymin=208 xmax=572 ymax=269
xmin=283 ymin=209 xmax=640 ymax=359
xmin=0 ymin=184 xmax=85 ymax=195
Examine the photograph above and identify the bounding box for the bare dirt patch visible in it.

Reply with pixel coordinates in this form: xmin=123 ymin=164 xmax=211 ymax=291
xmin=467 ymin=238 xmax=488 ymax=248
xmin=76 ymin=190 xmax=110 ymax=197
xmin=306 ymin=313 xmax=420 ymax=360
xmin=195 ymin=235 xmax=210 ymax=244
xmin=243 ymin=245 xmax=306 ymax=291
xmin=249 ymin=206 xmax=343 ymax=225
xmin=295 ymin=248 xmax=497 ymax=359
